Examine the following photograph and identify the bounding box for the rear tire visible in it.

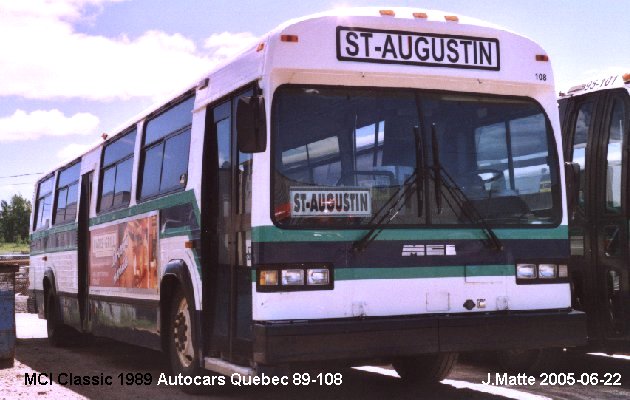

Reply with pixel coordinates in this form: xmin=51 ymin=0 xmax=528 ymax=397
xmin=393 ymin=352 xmax=458 ymax=385
xmin=46 ymin=291 xmax=71 ymax=347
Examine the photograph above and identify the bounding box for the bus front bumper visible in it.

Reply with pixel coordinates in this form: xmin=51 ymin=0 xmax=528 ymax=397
xmin=252 ymin=310 xmax=586 ymax=365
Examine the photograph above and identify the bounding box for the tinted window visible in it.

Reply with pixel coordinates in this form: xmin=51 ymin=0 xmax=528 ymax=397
xmin=54 ymin=162 xmax=80 ymax=225
xmin=605 ymin=99 xmax=625 ymax=213
xmin=34 ymin=176 xmax=54 ymax=230
xmin=571 ymin=102 xmax=593 ymax=210
xmin=99 ymin=129 xmax=136 ymax=212
xmin=139 ymin=95 xmax=193 ymax=200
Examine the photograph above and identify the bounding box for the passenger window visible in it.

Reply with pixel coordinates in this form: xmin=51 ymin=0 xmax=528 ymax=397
xmin=99 ymin=129 xmax=137 ymax=212
xmin=571 ymin=102 xmax=594 ymax=210
xmin=53 ymin=162 xmax=80 ymax=225
xmin=34 ymin=176 xmax=54 ymax=230
xmin=139 ymin=96 xmax=194 ymax=200
xmin=605 ymin=99 xmax=625 ymax=213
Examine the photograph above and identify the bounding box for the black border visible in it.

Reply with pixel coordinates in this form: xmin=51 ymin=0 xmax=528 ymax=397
xmin=336 ymin=26 xmax=501 ymax=72
xmin=269 ymin=84 xmax=563 ymax=231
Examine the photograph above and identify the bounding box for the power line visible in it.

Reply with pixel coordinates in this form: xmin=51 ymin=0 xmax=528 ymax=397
xmin=0 ymin=172 xmax=44 ymax=179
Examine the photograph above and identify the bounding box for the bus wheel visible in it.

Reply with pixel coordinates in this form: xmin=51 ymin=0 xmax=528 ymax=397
xmin=46 ymin=291 xmax=69 ymax=347
xmin=393 ymin=352 xmax=458 ymax=385
xmin=497 ymin=348 xmax=560 ymax=373
xmin=168 ymin=288 xmax=200 ymax=376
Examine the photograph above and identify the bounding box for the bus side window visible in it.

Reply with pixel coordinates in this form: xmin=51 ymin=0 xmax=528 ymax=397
xmin=604 ymin=99 xmax=625 ymax=213
xmin=570 ymin=102 xmax=594 ymax=211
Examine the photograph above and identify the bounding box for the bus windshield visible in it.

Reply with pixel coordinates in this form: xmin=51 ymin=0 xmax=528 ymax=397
xmin=272 ymin=86 xmax=560 ymax=228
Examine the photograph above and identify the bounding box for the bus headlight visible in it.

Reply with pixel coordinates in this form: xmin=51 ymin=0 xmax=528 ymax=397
xmin=516 ymin=264 xmax=537 ymax=279
xmin=282 ymin=269 xmax=305 ymax=285
xmin=307 ymin=268 xmax=330 ymax=285
xmin=538 ymin=264 xmax=557 ymax=279
xmin=259 ymin=270 xmax=278 ymax=286
xmin=256 ymin=264 xmax=334 ymax=291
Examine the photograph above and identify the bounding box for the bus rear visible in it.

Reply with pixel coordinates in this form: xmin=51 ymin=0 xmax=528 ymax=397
xmin=245 ymin=8 xmax=586 ymax=377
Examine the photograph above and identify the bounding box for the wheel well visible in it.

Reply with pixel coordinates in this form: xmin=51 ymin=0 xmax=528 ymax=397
xmin=43 ymin=278 xmax=52 ymax=319
xmin=160 ymin=275 xmax=180 ymax=353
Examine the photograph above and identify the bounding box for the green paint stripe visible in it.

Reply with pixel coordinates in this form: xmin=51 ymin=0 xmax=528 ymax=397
xmin=252 ymin=225 xmax=568 ymax=243
xmin=251 ymin=264 xmax=514 ymax=282
xmin=90 ymin=190 xmax=198 ymax=226
xmin=336 ymin=264 xmax=514 ymax=280
xmin=31 ymin=246 xmax=78 ymax=256
xmin=30 ymin=223 xmax=78 ymax=241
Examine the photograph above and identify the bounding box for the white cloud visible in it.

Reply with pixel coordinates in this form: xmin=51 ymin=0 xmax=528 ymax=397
xmin=0 ymin=109 xmax=99 ymax=142
xmin=56 ymin=142 xmax=99 ymax=161
xmin=203 ymin=32 xmax=259 ymax=60
xmin=0 ymin=0 xmax=257 ymax=101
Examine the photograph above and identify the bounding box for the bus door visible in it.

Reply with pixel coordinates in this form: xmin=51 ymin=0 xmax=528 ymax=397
xmin=204 ymin=89 xmax=253 ymax=363
xmin=77 ymin=171 xmax=93 ymax=330
xmin=564 ymin=92 xmax=602 ymax=339
xmin=592 ymin=89 xmax=630 ymax=339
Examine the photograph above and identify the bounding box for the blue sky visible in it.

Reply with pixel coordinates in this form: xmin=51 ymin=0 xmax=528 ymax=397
xmin=0 ymin=0 xmax=628 ymax=203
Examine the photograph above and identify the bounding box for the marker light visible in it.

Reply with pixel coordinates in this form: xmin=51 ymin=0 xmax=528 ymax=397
xmin=259 ymin=270 xmax=278 ymax=286
xmin=536 ymin=54 xmax=549 ymax=62
xmin=307 ymin=268 xmax=330 ymax=285
xmin=413 ymin=12 xmax=428 ymax=19
xmin=516 ymin=264 xmax=537 ymax=279
xmin=558 ymin=264 xmax=569 ymax=278
xmin=623 ymin=73 xmax=630 ymax=83
xmin=444 ymin=15 xmax=459 ymax=22
xmin=282 ymin=269 xmax=305 ymax=285
xmin=379 ymin=10 xmax=395 ymax=16
xmin=256 ymin=42 xmax=265 ymax=52
xmin=538 ymin=264 xmax=557 ymax=279
xmin=280 ymin=35 xmax=299 ymax=43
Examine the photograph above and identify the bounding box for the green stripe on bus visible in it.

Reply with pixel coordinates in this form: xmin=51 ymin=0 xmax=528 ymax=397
xmin=89 ymin=190 xmax=199 ymax=226
xmin=250 ymin=264 xmax=514 ymax=282
xmin=30 ymin=222 xmax=78 ymax=241
xmin=251 ymin=225 xmax=568 ymax=243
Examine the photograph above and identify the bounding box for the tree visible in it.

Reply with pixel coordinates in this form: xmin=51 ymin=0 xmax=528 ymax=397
xmin=0 ymin=194 xmax=31 ymax=243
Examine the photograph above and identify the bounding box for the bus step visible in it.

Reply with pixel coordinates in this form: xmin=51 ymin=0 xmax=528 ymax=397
xmin=203 ymin=357 xmax=255 ymax=377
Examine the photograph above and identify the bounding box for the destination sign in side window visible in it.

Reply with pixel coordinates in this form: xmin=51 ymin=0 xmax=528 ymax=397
xmin=336 ymin=27 xmax=500 ymax=71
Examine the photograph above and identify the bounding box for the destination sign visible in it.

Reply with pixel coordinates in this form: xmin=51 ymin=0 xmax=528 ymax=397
xmin=337 ymin=27 xmax=500 ymax=71
xmin=290 ymin=187 xmax=372 ymax=217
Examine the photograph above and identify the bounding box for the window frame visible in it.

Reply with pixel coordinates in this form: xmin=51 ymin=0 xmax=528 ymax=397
xmin=33 ymin=173 xmax=55 ymax=231
xmin=97 ymin=127 xmax=137 ymax=214
xmin=53 ymin=160 xmax=81 ymax=226
xmin=270 ymin=84 xmax=563 ymax=230
xmin=137 ymin=93 xmax=195 ymax=202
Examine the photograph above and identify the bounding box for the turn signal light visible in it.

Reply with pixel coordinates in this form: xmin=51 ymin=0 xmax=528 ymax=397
xmin=536 ymin=54 xmax=549 ymax=62
xmin=280 ymin=35 xmax=299 ymax=43
xmin=623 ymin=73 xmax=630 ymax=83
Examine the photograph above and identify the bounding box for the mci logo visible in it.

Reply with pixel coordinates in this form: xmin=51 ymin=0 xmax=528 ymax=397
xmin=402 ymin=244 xmax=456 ymax=256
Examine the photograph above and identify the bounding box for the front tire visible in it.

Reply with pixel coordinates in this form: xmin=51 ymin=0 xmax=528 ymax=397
xmin=393 ymin=352 xmax=458 ymax=385
xmin=168 ymin=287 xmax=201 ymax=376
xmin=497 ymin=348 xmax=561 ymax=373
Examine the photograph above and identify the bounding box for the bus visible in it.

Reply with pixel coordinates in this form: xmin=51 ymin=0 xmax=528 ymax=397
xmin=29 ymin=8 xmax=586 ymax=386
xmin=559 ymin=72 xmax=630 ymax=351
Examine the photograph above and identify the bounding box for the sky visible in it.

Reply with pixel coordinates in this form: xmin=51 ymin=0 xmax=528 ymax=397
xmin=0 ymin=0 xmax=628 ymax=203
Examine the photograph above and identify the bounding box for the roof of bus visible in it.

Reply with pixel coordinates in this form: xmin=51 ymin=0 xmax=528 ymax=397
xmin=41 ymin=7 xmax=547 ymax=184
xmin=558 ymin=72 xmax=630 ymax=98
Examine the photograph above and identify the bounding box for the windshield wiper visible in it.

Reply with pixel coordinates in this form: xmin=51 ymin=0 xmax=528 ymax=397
xmin=430 ymin=165 xmax=503 ymax=251
xmin=431 ymin=123 xmax=443 ymax=215
xmin=353 ymin=123 xmax=426 ymax=253
xmin=352 ymin=171 xmax=418 ymax=252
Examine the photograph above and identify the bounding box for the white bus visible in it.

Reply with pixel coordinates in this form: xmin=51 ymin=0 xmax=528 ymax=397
xmin=29 ymin=8 xmax=585 ymax=386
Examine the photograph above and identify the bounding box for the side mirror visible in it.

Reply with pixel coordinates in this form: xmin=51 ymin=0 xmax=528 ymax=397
xmin=565 ymin=161 xmax=580 ymax=217
xmin=236 ymin=96 xmax=267 ymax=153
